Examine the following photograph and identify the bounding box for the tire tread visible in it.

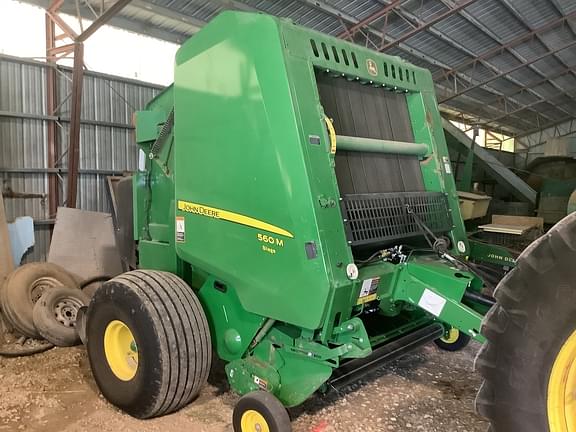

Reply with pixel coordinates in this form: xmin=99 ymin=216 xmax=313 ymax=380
xmin=475 ymin=212 xmax=576 ymax=431
xmin=95 ymin=270 xmax=211 ymax=418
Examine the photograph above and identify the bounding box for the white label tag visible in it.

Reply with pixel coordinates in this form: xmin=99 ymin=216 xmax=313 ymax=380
xmin=357 ymin=277 xmax=380 ymax=305
xmin=418 ymin=288 xmax=446 ymax=317
xmin=442 ymin=156 xmax=452 ymax=175
xmin=176 ymin=216 xmax=185 ymax=242
xmin=359 ymin=279 xmax=373 ymax=297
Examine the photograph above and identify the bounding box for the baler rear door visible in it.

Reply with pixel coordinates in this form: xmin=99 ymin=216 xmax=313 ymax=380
xmin=316 ymin=71 xmax=452 ymax=249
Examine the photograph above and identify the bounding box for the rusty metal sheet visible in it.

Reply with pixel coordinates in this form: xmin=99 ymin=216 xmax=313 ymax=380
xmin=48 ymin=207 xmax=123 ymax=281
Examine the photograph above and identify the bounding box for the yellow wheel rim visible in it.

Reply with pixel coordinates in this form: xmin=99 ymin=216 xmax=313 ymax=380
xmin=240 ymin=409 xmax=270 ymax=432
xmin=548 ymin=329 xmax=576 ymax=432
xmin=104 ymin=320 xmax=139 ymax=381
xmin=441 ymin=328 xmax=460 ymax=344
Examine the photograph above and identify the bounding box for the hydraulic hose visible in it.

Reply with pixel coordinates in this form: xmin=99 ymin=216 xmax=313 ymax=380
xmin=404 ymin=203 xmax=495 ymax=290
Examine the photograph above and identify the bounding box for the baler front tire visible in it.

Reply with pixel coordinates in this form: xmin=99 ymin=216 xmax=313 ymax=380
xmin=86 ymin=270 xmax=211 ymax=419
xmin=233 ymin=391 xmax=291 ymax=432
xmin=475 ymin=212 xmax=576 ymax=432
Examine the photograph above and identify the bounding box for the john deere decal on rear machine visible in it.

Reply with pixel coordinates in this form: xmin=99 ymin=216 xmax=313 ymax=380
xmin=85 ymin=11 xmax=492 ymax=431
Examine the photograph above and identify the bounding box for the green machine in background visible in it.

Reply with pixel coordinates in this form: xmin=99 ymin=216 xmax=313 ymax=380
xmin=85 ymin=11 xmax=494 ymax=431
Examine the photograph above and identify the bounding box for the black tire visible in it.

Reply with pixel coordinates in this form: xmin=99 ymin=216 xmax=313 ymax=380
xmin=86 ymin=270 xmax=211 ymax=419
xmin=434 ymin=328 xmax=471 ymax=352
xmin=32 ymin=287 xmax=90 ymax=346
xmin=475 ymin=212 xmax=576 ymax=432
xmin=0 ymin=263 xmax=78 ymax=338
xmin=233 ymin=391 xmax=292 ymax=432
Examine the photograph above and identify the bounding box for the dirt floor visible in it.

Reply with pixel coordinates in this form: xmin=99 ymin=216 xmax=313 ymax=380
xmin=0 ymin=339 xmax=488 ymax=432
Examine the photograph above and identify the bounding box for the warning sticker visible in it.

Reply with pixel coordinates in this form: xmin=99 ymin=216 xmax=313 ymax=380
xmin=253 ymin=375 xmax=268 ymax=391
xmin=442 ymin=156 xmax=452 ymax=175
xmin=418 ymin=288 xmax=446 ymax=317
xmin=176 ymin=216 xmax=185 ymax=243
xmin=357 ymin=277 xmax=380 ymax=305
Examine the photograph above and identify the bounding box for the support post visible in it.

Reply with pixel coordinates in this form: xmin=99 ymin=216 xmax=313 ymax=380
xmin=45 ymin=11 xmax=59 ymax=218
xmin=43 ymin=0 xmax=132 ymax=209
xmin=66 ymin=43 xmax=85 ymax=208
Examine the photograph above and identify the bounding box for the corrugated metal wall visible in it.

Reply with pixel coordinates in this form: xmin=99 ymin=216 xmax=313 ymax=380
xmin=0 ymin=54 xmax=163 ymax=263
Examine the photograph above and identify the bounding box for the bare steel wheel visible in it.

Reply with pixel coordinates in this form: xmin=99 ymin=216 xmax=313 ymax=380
xmin=53 ymin=296 xmax=84 ymax=328
xmin=33 ymin=287 xmax=90 ymax=347
xmin=30 ymin=277 xmax=61 ymax=303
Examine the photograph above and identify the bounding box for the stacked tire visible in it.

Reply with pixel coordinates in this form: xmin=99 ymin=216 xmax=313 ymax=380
xmin=0 ymin=263 xmax=89 ymax=346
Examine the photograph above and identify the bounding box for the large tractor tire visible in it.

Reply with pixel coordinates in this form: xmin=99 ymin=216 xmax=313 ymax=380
xmin=86 ymin=270 xmax=211 ymax=419
xmin=475 ymin=212 xmax=576 ymax=432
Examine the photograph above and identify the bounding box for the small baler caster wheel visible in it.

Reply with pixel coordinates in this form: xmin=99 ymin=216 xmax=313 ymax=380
xmin=434 ymin=328 xmax=471 ymax=352
xmin=233 ymin=391 xmax=292 ymax=432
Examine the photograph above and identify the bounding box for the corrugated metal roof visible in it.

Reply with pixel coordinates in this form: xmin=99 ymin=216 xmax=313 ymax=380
xmin=18 ymin=0 xmax=576 ymax=135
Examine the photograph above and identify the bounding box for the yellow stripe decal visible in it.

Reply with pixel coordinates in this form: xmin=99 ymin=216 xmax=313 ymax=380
xmin=324 ymin=116 xmax=337 ymax=154
xmin=177 ymin=200 xmax=294 ymax=238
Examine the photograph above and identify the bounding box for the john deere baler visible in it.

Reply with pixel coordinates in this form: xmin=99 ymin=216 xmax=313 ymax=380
xmin=86 ymin=11 xmax=490 ymax=431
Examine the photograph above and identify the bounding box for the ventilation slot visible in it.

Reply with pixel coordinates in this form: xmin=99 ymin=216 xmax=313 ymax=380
xmin=351 ymin=51 xmax=358 ymax=68
xmin=320 ymin=42 xmax=330 ymax=60
xmin=342 ymin=49 xmax=349 ymax=65
xmin=406 ymin=68 xmax=410 ymax=82
xmin=412 ymin=71 xmax=416 ymax=84
xmin=391 ymin=65 xmax=396 ymax=79
xmin=310 ymin=39 xmax=319 ymax=57
xmin=331 ymin=46 xmax=340 ymax=63
xmin=399 ymin=68 xmax=403 ymax=81
xmin=383 ymin=62 xmax=389 ymax=77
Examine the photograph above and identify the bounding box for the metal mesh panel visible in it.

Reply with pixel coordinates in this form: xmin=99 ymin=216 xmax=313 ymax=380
xmin=341 ymin=192 xmax=453 ymax=246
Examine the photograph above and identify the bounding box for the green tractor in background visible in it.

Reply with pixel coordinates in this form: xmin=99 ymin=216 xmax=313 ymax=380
xmin=84 ymin=11 xmax=576 ymax=432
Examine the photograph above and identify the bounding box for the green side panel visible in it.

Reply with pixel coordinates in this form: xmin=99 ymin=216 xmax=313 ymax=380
xmin=134 ymin=86 xmax=177 ymax=272
xmin=135 ymin=110 xmax=164 ymax=143
xmin=132 ymin=172 xmax=146 ymax=242
xmin=173 ymin=12 xmax=340 ymax=330
xmin=138 ymin=240 xmax=178 ymax=273
xmin=275 ymin=353 xmax=332 ymax=407
xmin=198 ymin=277 xmax=266 ymax=361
